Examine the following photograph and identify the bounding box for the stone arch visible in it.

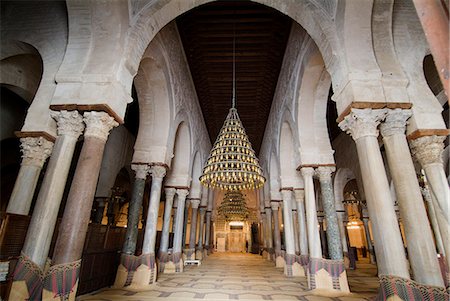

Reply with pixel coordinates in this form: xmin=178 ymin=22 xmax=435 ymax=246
xmin=132 ymin=54 xmax=172 ymax=165
xmin=333 ymin=168 xmax=356 ymax=211
xmin=279 ymin=119 xmax=303 ymax=188
xmin=165 ymin=121 xmax=192 ymax=187
xmin=269 ymin=150 xmax=282 ymax=200
xmin=189 ymin=151 xmax=203 ymax=199
xmin=296 ymin=44 xmax=334 ymax=166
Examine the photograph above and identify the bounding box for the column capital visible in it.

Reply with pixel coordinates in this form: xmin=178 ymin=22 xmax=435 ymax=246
xmin=131 ymin=163 xmax=151 ymax=180
xmin=338 ymin=108 xmax=387 ymax=140
xmin=300 ymin=167 xmax=315 ymax=178
xmin=409 ymin=135 xmax=446 ymax=166
xmin=315 ymin=166 xmax=335 ymax=181
xmin=150 ymin=165 xmax=167 ymax=180
xmin=270 ymin=201 xmax=279 ymax=211
xmin=280 ymin=189 xmax=293 ymax=201
xmin=380 ymin=109 xmax=412 ymax=138
xmin=176 ymin=188 xmax=189 ymax=199
xmin=164 ymin=187 xmax=176 ymax=200
xmin=19 ymin=137 xmax=54 ymax=168
xmin=50 ymin=110 xmax=84 ymax=138
xmin=293 ymin=189 xmax=305 ymax=202
xmin=190 ymin=199 xmax=201 ymax=208
xmin=83 ymin=111 xmax=118 ymax=141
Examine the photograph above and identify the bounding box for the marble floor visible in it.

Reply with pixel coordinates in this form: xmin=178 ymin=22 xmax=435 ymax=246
xmin=78 ymin=253 xmax=378 ymax=301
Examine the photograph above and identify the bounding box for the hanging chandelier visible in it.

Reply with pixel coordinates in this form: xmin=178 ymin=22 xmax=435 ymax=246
xmin=218 ymin=191 xmax=250 ymax=221
xmin=200 ymin=28 xmax=265 ymax=191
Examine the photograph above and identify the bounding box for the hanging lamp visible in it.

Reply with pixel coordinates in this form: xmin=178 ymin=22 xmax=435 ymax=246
xmin=200 ymin=28 xmax=265 ymax=191
xmin=218 ymin=191 xmax=250 ymax=221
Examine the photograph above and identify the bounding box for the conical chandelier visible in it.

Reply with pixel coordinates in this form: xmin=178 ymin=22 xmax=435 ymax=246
xmin=218 ymin=191 xmax=250 ymax=221
xmin=200 ymin=32 xmax=265 ymax=191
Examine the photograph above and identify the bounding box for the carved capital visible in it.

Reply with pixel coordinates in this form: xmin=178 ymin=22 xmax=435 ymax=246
xmin=338 ymin=108 xmax=387 ymax=140
xmin=131 ymin=164 xmax=151 ymax=180
xmin=50 ymin=110 xmax=84 ymax=138
xmin=409 ymin=135 xmax=446 ymax=167
xmin=293 ymin=189 xmax=305 ymax=203
xmin=190 ymin=199 xmax=201 ymax=209
xmin=300 ymin=167 xmax=315 ymax=178
xmin=281 ymin=190 xmax=293 ymax=202
xmin=176 ymin=189 xmax=190 ymax=200
xmin=164 ymin=187 xmax=177 ymax=201
xmin=20 ymin=137 xmax=54 ymax=167
xmin=270 ymin=201 xmax=279 ymax=211
xmin=150 ymin=165 xmax=167 ymax=180
xmin=380 ymin=109 xmax=411 ymax=138
xmin=83 ymin=111 xmax=118 ymax=141
xmin=315 ymin=166 xmax=335 ymax=181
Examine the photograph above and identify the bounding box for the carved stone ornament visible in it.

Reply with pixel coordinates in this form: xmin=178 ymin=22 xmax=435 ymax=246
xmin=50 ymin=110 xmax=84 ymax=138
xmin=300 ymin=167 xmax=315 ymax=178
xmin=20 ymin=137 xmax=54 ymax=167
xmin=131 ymin=164 xmax=151 ymax=180
xmin=315 ymin=166 xmax=336 ymax=181
xmin=176 ymin=188 xmax=190 ymax=201
xmin=410 ymin=135 xmax=446 ymax=167
xmin=190 ymin=199 xmax=201 ymax=208
xmin=293 ymin=189 xmax=305 ymax=203
xmin=83 ymin=111 xmax=118 ymax=141
xmin=270 ymin=201 xmax=279 ymax=211
xmin=380 ymin=109 xmax=412 ymax=138
xmin=164 ymin=187 xmax=177 ymax=199
xmin=150 ymin=165 xmax=167 ymax=179
xmin=338 ymin=108 xmax=387 ymax=140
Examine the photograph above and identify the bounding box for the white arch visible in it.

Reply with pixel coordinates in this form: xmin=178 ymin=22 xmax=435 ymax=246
xmin=279 ymin=119 xmax=303 ymax=188
xmin=333 ymin=168 xmax=356 ymax=211
xmin=269 ymin=150 xmax=282 ymax=200
xmin=165 ymin=121 xmax=192 ymax=187
xmin=189 ymin=151 xmax=203 ymax=199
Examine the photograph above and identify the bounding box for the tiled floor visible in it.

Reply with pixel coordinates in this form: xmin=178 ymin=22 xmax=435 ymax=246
xmin=78 ymin=253 xmax=378 ymax=301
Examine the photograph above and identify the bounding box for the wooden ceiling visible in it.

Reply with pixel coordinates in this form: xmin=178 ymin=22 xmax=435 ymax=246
xmin=177 ymin=1 xmax=292 ymax=154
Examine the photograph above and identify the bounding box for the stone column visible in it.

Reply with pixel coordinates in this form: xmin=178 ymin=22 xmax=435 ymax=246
xmin=316 ymin=166 xmax=343 ymax=261
xmin=19 ymin=111 xmax=84 ymax=268
xmin=182 ymin=199 xmax=190 ymax=249
xmin=204 ymin=210 xmax=212 ymax=251
xmin=292 ymin=206 xmax=300 ymax=255
xmin=142 ymin=165 xmax=167 ymax=255
xmin=271 ymin=201 xmax=283 ymax=267
xmin=122 ymin=164 xmax=151 ymax=255
xmin=410 ymin=135 xmax=450 ymax=263
xmin=317 ymin=216 xmax=328 ymax=258
xmin=380 ymin=109 xmax=443 ymax=287
xmin=339 ymin=108 xmax=409 ymax=279
xmin=196 ymin=207 xmax=206 ymax=260
xmin=336 ymin=211 xmax=350 ymax=264
xmin=361 ymin=213 xmax=376 ymax=264
xmin=48 ymin=112 xmax=117 ymax=299
xmin=421 ymin=187 xmax=445 ymax=256
xmin=186 ymin=199 xmax=200 ymax=260
xmin=293 ymin=190 xmax=308 ymax=258
xmin=169 ymin=189 xmax=189 ymax=273
xmin=281 ymin=190 xmax=297 ymax=276
xmin=7 ymin=137 xmax=54 ymax=215
xmin=300 ymin=167 xmax=322 ymax=259
xmin=264 ymin=205 xmax=274 ymax=259
xmin=159 ymin=188 xmax=176 ymax=261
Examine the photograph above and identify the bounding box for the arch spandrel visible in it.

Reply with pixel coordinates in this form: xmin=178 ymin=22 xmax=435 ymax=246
xmin=165 ymin=121 xmax=192 ymax=188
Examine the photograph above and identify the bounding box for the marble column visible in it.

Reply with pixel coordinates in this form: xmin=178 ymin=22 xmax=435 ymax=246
xmin=317 ymin=216 xmax=328 ymax=258
xmin=292 ymin=206 xmax=300 ymax=254
xmin=271 ymin=201 xmax=282 ymax=260
xmin=48 ymin=112 xmax=117 ymax=298
xmin=182 ymin=199 xmax=190 ymax=249
xmin=260 ymin=211 xmax=267 ymax=252
xmin=196 ymin=207 xmax=206 ymax=259
xmin=188 ymin=199 xmax=200 ymax=250
xmin=159 ymin=188 xmax=176 ymax=259
xmin=204 ymin=210 xmax=212 ymax=250
xmin=264 ymin=205 xmax=274 ymax=256
xmin=281 ymin=190 xmax=296 ymax=256
xmin=380 ymin=109 xmax=443 ymax=287
xmin=339 ymin=108 xmax=409 ymax=279
xmin=142 ymin=165 xmax=167 ymax=255
xmin=122 ymin=164 xmax=151 ymax=255
xmin=170 ymin=189 xmax=189 ymax=272
xmin=336 ymin=211 xmax=350 ymax=262
xmin=301 ymin=167 xmax=322 ymax=259
xmin=20 ymin=111 xmax=84 ymax=269
xmin=316 ymin=166 xmax=343 ymax=261
xmin=421 ymin=187 xmax=445 ymax=256
xmin=7 ymin=137 xmax=54 ymax=215
xmin=362 ymin=214 xmax=376 ymax=264
xmin=293 ymin=190 xmax=308 ymax=258
xmin=410 ymin=135 xmax=450 ymax=264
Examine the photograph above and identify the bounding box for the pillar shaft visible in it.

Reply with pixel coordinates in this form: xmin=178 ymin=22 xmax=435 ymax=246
xmin=362 ymin=217 xmax=376 ymax=264
xmin=317 ymin=166 xmax=343 ymax=260
xmin=122 ymin=164 xmax=150 ymax=255
xmin=205 ymin=211 xmax=212 ymax=247
xmin=159 ymin=188 xmax=176 ymax=255
xmin=301 ymin=168 xmax=322 ymax=258
xmin=293 ymin=190 xmax=308 ymax=256
xmin=142 ymin=166 xmax=166 ymax=255
xmin=421 ymin=187 xmax=445 ymax=255
xmin=182 ymin=200 xmax=190 ymax=249
xmin=53 ymin=112 xmax=117 ymax=265
xmin=7 ymin=137 xmax=54 ymax=215
xmin=271 ymin=202 xmax=281 ymax=254
xmin=281 ymin=190 xmax=296 ymax=255
xmin=264 ymin=207 xmax=273 ymax=249
xmin=20 ymin=111 xmax=83 ymax=268
xmin=197 ymin=208 xmax=206 ymax=249
xmin=381 ymin=110 xmax=443 ymax=286
xmin=189 ymin=199 xmax=200 ymax=249
xmin=173 ymin=190 xmax=189 ymax=254
xmin=339 ymin=108 xmax=409 ymax=278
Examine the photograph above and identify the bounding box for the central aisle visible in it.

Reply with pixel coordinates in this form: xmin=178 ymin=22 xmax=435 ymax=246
xmin=78 ymin=253 xmax=376 ymax=301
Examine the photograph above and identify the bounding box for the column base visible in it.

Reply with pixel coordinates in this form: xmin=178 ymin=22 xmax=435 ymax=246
xmin=10 ymin=254 xmax=45 ymax=301
xmin=377 ymin=275 xmax=449 ymax=300
xmin=157 ymin=251 xmax=169 ymax=273
xmin=343 ymin=252 xmax=350 ymax=269
xmin=307 ymin=258 xmax=350 ymax=293
xmin=275 ymin=251 xmax=285 ymax=268
xmin=183 ymin=248 xmax=196 ymax=261
xmin=284 ymin=254 xmax=306 ymax=277
xmin=196 ymin=248 xmax=203 ymax=260
xmin=161 ymin=252 xmax=184 ymax=273
xmin=113 ymin=253 xmax=157 ymax=290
